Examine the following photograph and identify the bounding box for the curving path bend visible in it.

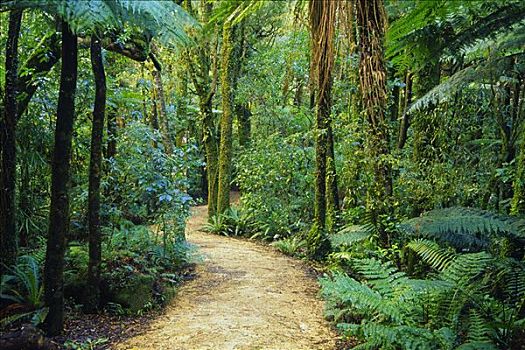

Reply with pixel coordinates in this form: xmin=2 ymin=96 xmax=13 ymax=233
xmin=115 ymin=204 xmax=336 ymax=350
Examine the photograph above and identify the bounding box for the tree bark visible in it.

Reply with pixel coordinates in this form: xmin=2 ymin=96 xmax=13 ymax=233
xmin=307 ymin=0 xmax=337 ymax=259
xmin=356 ymin=0 xmax=392 ymax=245
xmin=0 ymin=9 xmax=22 ymax=277
xmin=152 ymin=69 xmax=174 ymax=155
xmin=84 ymin=37 xmax=106 ymax=313
xmin=217 ymin=17 xmax=238 ymax=215
xmin=202 ymin=100 xmax=219 ymax=217
xmin=186 ymin=0 xmax=219 ymax=219
xmin=43 ymin=22 xmax=78 ymax=336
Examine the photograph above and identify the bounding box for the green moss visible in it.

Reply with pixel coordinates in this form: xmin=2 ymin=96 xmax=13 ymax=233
xmin=111 ymin=274 xmax=155 ymax=313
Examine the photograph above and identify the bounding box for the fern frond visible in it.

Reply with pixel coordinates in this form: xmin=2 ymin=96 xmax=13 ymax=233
xmin=351 ymin=258 xmax=408 ymax=296
xmin=340 ymin=322 xmax=455 ymax=350
xmin=319 ymin=272 xmax=405 ymax=323
xmin=329 ymin=224 xmax=373 ymax=248
xmin=441 ymin=252 xmax=493 ymax=284
xmin=465 ymin=309 xmax=495 ymax=344
xmin=400 ymin=207 xmax=525 ymax=250
xmin=407 ymin=239 xmax=455 ymax=271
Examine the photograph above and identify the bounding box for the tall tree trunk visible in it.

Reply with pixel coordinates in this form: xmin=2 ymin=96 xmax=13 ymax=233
xmin=187 ymin=0 xmax=219 ymax=219
xmin=356 ymin=0 xmax=392 ymax=245
xmin=43 ymin=23 xmax=78 ymax=336
xmin=152 ymin=69 xmax=174 ymax=155
xmin=84 ymin=37 xmax=106 ymax=313
xmin=511 ymin=132 xmax=524 ymax=216
xmin=307 ymin=0 xmax=337 ymax=259
xmin=202 ymin=100 xmax=219 ymax=217
xmin=325 ymin=123 xmax=339 ymax=233
xmin=217 ymin=16 xmax=238 ymax=215
xmin=397 ymin=71 xmax=412 ymax=149
xmin=0 ymin=9 xmax=23 ymax=277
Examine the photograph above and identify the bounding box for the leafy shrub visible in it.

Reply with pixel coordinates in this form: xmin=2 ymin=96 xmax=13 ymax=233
xmin=104 ymin=121 xmax=196 ymax=224
xmin=236 ymin=133 xmax=314 ymax=238
xmin=271 ymin=236 xmax=307 ymax=257
xmin=203 ymin=206 xmax=254 ymax=237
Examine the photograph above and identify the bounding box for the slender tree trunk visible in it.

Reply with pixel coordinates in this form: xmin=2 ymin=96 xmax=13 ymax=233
xmin=397 ymin=71 xmax=412 ymax=149
xmin=152 ymin=69 xmax=174 ymax=155
xmin=43 ymin=23 xmax=78 ymax=336
xmin=390 ymin=83 xmax=400 ymax=122
xmin=187 ymin=0 xmax=219 ymax=218
xmin=307 ymin=0 xmax=337 ymax=259
xmin=511 ymin=133 xmax=524 ymax=216
xmin=325 ymin=123 xmax=339 ymax=233
xmin=217 ymin=18 xmax=238 ymax=215
xmin=84 ymin=37 xmax=106 ymax=313
xmin=356 ymin=0 xmax=392 ymax=245
xmin=0 ymin=9 xmax=22 ymax=277
xmin=202 ymin=101 xmax=219 ymax=217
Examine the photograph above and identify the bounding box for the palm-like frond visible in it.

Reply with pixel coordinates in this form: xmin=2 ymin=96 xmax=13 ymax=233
xmin=1 ymin=0 xmax=196 ymax=47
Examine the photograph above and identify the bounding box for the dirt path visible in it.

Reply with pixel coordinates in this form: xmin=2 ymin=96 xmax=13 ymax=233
xmin=115 ymin=205 xmax=336 ymax=350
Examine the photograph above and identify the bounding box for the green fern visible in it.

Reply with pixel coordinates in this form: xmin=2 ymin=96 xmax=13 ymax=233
xmin=400 ymin=207 xmax=525 ymax=251
xmin=271 ymin=236 xmax=306 ymax=256
xmin=321 ymin=239 xmax=524 ymax=348
xmin=329 ymin=224 xmax=373 ymax=248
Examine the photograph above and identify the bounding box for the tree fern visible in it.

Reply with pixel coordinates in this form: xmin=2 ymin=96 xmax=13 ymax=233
xmin=2 ymin=0 xmax=196 ymax=47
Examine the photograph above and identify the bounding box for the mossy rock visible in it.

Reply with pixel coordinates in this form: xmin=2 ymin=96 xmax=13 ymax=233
xmin=111 ymin=274 xmax=155 ymax=313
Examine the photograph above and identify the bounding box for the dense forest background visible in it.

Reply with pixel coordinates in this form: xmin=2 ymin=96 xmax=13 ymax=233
xmin=0 ymin=0 xmax=524 ymax=349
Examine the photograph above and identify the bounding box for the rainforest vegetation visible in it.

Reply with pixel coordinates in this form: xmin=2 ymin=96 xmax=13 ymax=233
xmin=0 ymin=0 xmax=524 ymax=349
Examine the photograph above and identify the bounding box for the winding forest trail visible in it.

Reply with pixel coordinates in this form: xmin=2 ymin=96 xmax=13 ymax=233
xmin=115 ymin=203 xmax=336 ymax=350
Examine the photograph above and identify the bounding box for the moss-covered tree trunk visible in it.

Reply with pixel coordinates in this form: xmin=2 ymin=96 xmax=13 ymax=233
xmin=511 ymin=131 xmax=525 ymax=216
xmin=152 ymin=69 xmax=174 ymax=155
xmin=356 ymin=0 xmax=392 ymax=245
xmin=0 ymin=9 xmax=23 ymax=277
xmin=307 ymin=0 xmax=337 ymax=259
xmin=217 ymin=17 xmax=238 ymax=215
xmin=43 ymin=22 xmax=78 ymax=336
xmin=325 ymin=123 xmax=339 ymax=233
xmin=202 ymin=100 xmax=219 ymax=217
xmin=84 ymin=36 xmax=106 ymax=313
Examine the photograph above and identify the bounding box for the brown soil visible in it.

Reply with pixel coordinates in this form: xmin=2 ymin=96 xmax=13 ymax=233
xmin=114 ymin=204 xmax=336 ymax=350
